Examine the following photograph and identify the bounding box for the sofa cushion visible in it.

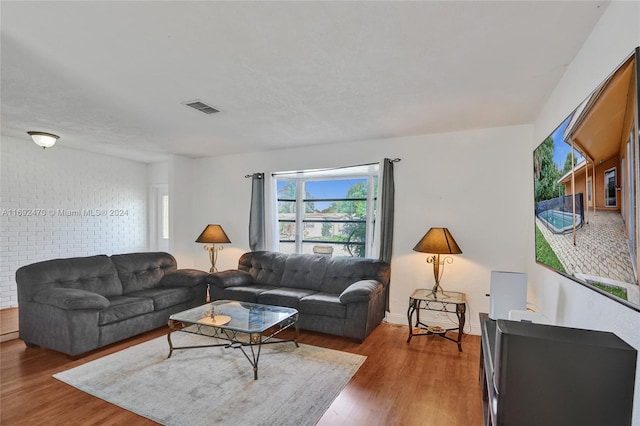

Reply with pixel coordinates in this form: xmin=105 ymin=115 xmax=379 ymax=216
xmin=33 ymin=288 xmax=110 ymax=310
xmin=322 ymin=257 xmax=391 ymax=294
xmin=258 ymin=287 xmax=318 ymax=309
xmin=280 ymin=254 xmax=329 ymax=291
xmin=111 ymin=252 xmax=177 ymax=293
xmin=127 ymin=287 xmax=193 ymax=311
xmin=238 ymin=251 xmax=287 ymax=286
xmin=339 ymin=280 xmax=382 ymax=304
xmin=299 ymin=293 xmax=346 ymax=318
xmin=224 ymin=285 xmax=277 ymax=303
xmin=16 ymin=255 xmax=123 ymax=301
xmin=99 ymin=295 xmax=154 ymax=325
xmin=208 ymin=270 xmax=253 ymax=288
xmin=160 ymin=269 xmax=208 ymax=287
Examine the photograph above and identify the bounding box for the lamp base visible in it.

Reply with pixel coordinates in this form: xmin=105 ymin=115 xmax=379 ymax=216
xmin=428 ymin=285 xmax=453 ymax=300
xmin=427 ymin=254 xmax=454 ymax=300
xmin=204 ymin=244 xmax=222 ymax=272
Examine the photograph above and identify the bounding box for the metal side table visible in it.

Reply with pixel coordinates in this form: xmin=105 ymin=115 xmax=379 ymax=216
xmin=406 ymin=288 xmax=466 ymax=351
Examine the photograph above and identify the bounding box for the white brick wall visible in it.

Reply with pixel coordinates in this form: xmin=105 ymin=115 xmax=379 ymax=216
xmin=0 ymin=135 xmax=148 ymax=308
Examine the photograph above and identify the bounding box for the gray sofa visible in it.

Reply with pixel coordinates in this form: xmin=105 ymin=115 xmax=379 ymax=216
xmin=16 ymin=252 xmax=208 ymax=356
xmin=208 ymin=251 xmax=391 ymax=342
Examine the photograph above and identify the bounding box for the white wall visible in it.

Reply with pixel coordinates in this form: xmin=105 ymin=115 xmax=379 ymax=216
xmin=531 ymin=1 xmax=640 ymax=422
xmin=148 ymin=161 xmax=169 ymax=186
xmin=0 ymin=135 xmax=148 ymax=308
xmin=168 ymin=155 xmax=196 ymax=268
xmin=191 ymin=124 xmax=532 ymax=334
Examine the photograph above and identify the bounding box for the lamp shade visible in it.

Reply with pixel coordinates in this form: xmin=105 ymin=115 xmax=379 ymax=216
xmin=195 ymin=224 xmax=231 ymax=244
xmin=27 ymin=131 xmax=59 ymax=148
xmin=413 ymin=227 xmax=462 ymax=254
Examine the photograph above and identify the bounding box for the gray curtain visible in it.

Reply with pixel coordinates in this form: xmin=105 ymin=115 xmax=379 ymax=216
xmin=379 ymin=158 xmax=396 ymax=310
xmin=249 ymin=173 xmax=265 ymax=251
xmin=379 ymin=158 xmax=395 ymax=263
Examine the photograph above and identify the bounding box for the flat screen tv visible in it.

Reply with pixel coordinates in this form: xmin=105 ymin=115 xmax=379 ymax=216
xmin=492 ymin=320 xmax=636 ymax=425
xmin=533 ymin=47 xmax=640 ymax=312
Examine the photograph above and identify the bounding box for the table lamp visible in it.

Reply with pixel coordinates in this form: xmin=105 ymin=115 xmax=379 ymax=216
xmin=195 ymin=224 xmax=231 ymax=272
xmin=413 ymin=227 xmax=462 ymax=297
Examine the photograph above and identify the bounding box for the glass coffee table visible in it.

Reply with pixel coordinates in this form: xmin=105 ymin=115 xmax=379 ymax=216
xmin=167 ymin=300 xmax=299 ymax=380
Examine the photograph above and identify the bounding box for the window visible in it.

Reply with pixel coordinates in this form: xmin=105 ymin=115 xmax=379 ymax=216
xmin=276 ymin=165 xmax=379 ymax=257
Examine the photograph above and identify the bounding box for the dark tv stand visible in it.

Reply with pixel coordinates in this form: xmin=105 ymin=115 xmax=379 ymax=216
xmin=478 ymin=313 xmax=496 ymax=426
xmin=479 ymin=313 xmax=637 ymax=426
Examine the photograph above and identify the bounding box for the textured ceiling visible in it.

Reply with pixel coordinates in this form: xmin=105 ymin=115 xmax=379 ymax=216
xmin=1 ymin=1 xmax=608 ymax=163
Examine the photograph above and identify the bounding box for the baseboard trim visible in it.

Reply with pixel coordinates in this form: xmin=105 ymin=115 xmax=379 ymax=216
xmin=1 ymin=331 xmax=19 ymax=342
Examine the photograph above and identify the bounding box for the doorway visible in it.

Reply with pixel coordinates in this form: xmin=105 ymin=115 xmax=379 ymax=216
xmin=150 ymin=184 xmax=169 ymax=251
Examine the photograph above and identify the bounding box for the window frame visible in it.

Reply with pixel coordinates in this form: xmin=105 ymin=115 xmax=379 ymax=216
xmin=275 ymin=166 xmax=379 ymax=257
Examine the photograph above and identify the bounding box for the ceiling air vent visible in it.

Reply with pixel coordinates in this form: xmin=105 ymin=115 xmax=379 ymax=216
xmin=183 ymin=100 xmax=220 ymax=115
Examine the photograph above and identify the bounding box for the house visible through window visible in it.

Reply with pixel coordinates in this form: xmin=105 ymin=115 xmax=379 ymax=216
xmin=276 ymin=164 xmax=379 ymax=258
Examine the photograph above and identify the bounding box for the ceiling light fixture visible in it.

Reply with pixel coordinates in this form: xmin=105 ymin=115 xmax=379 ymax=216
xmin=27 ymin=131 xmax=59 ymax=149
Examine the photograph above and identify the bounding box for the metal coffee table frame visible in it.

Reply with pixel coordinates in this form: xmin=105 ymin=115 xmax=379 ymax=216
xmin=167 ymin=300 xmax=299 ymax=380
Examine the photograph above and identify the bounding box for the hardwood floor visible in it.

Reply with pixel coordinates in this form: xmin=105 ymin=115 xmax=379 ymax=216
xmin=0 ymin=308 xmax=19 ymax=342
xmin=1 ymin=318 xmax=483 ymax=425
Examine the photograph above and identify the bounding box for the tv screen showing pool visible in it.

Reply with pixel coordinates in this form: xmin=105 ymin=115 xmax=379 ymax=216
xmin=533 ymin=47 xmax=640 ymax=311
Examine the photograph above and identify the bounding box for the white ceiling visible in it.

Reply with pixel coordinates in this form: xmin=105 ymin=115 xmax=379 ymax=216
xmin=1 ymin=1 xmax=608 ymax=163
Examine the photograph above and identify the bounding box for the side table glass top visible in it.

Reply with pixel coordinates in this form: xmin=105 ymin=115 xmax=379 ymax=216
xmin=169 ymin=300 xmax=298 ymax=333
xmin=410 ymin=289 xmax=466 ymax=304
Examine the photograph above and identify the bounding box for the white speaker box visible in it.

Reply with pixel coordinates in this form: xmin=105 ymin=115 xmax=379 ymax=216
xmin=489 ymin=271 xmax=527 ymax=320
xmin=508 ymin=309 xmax=548 ymax=324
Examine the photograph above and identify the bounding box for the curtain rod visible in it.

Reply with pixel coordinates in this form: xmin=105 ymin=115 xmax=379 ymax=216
xmin=245 ymin=158 xmax=401 ymax=178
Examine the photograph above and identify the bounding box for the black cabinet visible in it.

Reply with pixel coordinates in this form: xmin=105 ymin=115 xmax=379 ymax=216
xmin=479 ymin=313 xmax=637 ymax=426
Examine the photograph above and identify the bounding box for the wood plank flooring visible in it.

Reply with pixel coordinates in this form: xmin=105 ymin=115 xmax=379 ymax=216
xmin=0 ymin=307 xmax=19 ymax=342
xmin=1 ymin=317 xmax=482 ymax=425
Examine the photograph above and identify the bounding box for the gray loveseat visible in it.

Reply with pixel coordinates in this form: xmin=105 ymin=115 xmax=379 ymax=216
xmin=208 ymin=251 xmax=391 ymax=342
xmin=16 ymin=252 xmax=208 ymax=356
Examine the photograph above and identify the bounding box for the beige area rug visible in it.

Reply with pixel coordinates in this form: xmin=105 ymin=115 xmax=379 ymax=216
xmin=54 ymin=332 xmax=365 ymax=426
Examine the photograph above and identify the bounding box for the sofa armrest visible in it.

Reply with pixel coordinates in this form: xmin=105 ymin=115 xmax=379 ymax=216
xmin=33 ymin=288 xmax=110 ymax=310
xmin=160 ymin=269 xmax=208 ymax=287
xmin=207 ymin=270 xmax=254 ymax=288
xmin=339 ymin=280 xmax=384 ymax=304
